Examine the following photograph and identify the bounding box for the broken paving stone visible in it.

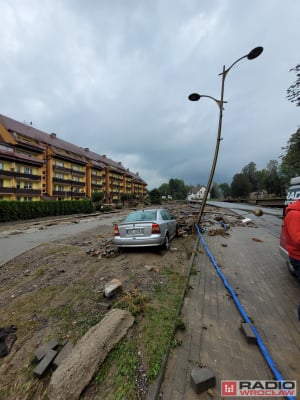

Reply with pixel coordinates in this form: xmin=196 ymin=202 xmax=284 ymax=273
xmin=104 ymin=278 xmax=122 ymax=298
xmin=52 ymin=340 xmax=73 ymax=369
xmin=191 ymin=367 xmax=216 ymax=394
xmin=35 ymin=338 xmax=59 ymax=361
xmin=144 ymin=265 xmax=154 ymax=271
xmin=33 ymin=349 xmax=58 ymax=377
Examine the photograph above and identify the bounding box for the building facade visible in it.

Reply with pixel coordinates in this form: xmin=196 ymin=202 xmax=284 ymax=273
xmin=0 ymin=114 xmax=147 ymax=202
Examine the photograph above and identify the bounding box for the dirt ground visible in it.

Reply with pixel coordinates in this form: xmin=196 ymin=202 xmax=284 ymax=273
xmin=0 ymin=203 xmax=244 ymax=399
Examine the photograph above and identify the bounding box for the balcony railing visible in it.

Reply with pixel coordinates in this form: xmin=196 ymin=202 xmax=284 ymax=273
xmin=0 ymin=187 xmax=41 ymax=195
xmin=0 ymin=169 xmax=41 ymax=180
xmin=53 ymin=177 xmax=85 ymax=186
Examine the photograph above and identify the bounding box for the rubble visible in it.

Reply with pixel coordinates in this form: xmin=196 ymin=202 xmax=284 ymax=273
xmin=48 ymin=309 xmax=135 ymax=400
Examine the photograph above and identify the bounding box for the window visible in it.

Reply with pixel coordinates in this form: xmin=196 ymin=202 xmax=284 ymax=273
xmin=24 ymin=167 xmax=33 ymax=174
xmin=0 ymin=162 xmax=3 ymax=170
xmin=0 ymin=179 xmax=3 ymax=187
xmin=16 ymin=181 xmax=21 ymax=189
xmin=24 ymin=183 xmax=32 ymax=189
xmin=24 ymin=197 xmax=32 ymax=201
xmin=161 ymin=210 xmax=173 ymax=220
xmin=0 ymin=144 xmax=13 ymax=152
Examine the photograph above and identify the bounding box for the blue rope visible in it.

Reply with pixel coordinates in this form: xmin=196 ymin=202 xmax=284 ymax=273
xmin=195 ymin=224 xmax=296 ymax=400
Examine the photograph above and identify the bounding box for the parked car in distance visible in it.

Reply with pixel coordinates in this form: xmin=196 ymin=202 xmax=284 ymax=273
xmin=279 ymin=176 xmax=300 ymax=275
xmin=113 ymin=208 xmax=178 ymax=249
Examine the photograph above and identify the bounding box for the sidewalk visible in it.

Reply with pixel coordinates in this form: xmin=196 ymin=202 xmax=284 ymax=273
xmin=156 ymin=224 xmax=300 ymax=399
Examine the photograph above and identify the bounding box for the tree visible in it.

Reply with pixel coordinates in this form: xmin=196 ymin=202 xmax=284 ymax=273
xmin=149 ymin=189 xmax=161 ymax=204
xmin=264 ymin=160 xmax=282 ymax=195
xmin=286 ymin=64 xmax=300 ymax=107
xmin=168 ymin=178 xmax=189 ymax=200
xmin=241 ymin=162 xmax=257 ymax=192
xmin=280 ymin=128 xmax=300 ymax=179
xmin=210 ymin=182 xmax=221 ymax=199
xmin=231 ymin=173 xmax=251 ymax=198
xmin=219 ymin=183 xmax=231 ymax=198
xmin=158 ymin=183 xmax=170 ymax=197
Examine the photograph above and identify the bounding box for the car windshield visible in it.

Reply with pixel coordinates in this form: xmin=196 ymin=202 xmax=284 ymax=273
xmin=124 ymin=210 xmax=157 ymax=222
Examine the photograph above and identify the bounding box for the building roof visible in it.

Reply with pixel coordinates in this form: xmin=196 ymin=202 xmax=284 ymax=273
xmin=0 ymin=113 xmax=146 ymax=185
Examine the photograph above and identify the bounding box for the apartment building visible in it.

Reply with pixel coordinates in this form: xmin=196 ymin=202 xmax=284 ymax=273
xmin=0 ymin=114 xmax=147 ymax=202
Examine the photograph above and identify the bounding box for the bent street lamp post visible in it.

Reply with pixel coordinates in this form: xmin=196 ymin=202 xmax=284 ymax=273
xmin=189 ymin=46 xmax=263 ymax=226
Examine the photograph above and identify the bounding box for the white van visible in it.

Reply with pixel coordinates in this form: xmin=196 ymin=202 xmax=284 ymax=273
xmin=279 ymin=176 xmax=300 ymax=274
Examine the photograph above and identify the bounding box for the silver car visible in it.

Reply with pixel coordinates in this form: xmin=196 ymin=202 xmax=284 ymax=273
xmin=113 ymin=208 xmax=178 ymax=249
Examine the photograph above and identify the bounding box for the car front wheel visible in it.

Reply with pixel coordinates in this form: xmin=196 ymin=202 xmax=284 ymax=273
xmin=163 ymin=234 xmax=170 ymax=250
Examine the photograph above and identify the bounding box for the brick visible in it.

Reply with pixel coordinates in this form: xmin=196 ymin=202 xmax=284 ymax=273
xmin=35 ymin=338 xmax=59 ymax=361
xmin=240 ymin=323 xmax=257 ymax=344
xmin=33 ymin=349 xmax=58 ymax=377
xmin=190 ymin=367 xmax=216 ymax=394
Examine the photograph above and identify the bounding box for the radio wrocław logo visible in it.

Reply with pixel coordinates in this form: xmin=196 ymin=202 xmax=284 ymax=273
xmin=221 ymin=380 xmax=297 ymax=397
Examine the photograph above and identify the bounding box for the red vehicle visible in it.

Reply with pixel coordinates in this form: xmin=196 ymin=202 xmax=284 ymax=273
xmin=279 ymin=176 xmax=300 ymax=275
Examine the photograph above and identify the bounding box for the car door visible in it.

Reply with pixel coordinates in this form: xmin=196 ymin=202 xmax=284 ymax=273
xmin=160 ymin=210 xmax=176 ymax=238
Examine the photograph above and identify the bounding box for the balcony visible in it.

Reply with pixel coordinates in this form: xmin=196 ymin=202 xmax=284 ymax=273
xmin=53 ymin=177 xmax=84 ymax=186
xmin=0 ymin=169 xmax=41 ymax=180
xmin=0 ymin=187 xmax=41 ymax=195
xmin=15 ymin=188 xmax=41 ymax=195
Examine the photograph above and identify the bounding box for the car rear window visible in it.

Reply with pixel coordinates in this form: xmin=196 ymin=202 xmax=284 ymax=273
xmin=125 ymin=210 xmax=157 ymax=222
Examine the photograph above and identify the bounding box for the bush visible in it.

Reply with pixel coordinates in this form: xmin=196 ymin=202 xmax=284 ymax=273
xmin=0 ymin=200 xmax=93 ymax=222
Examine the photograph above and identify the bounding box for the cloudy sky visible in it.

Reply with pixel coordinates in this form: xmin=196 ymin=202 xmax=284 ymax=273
xmin=0 ymin=1 xmax=299 ymax=189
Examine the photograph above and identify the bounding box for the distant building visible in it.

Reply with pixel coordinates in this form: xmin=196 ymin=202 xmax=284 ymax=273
xmin=187 ymin=185 xmax=210 ymax=201
xmin=0 ymin=113 xmax=147 ymax=202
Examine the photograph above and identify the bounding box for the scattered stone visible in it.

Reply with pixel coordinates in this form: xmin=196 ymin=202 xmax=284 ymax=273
xmin=240 ymin=322 xmax=257 ymax=344
xmin=35 ymin=338 xmax=59 ymax=361
xmin=190 ymin=366 xmax=216 ymax=394
xmin=104 ymin=278 xmax=122 ymax=298
xmin=144 ymin=265 xmax=154 ymax=271
xmin=52 ymin=340 xmax=73 ymax=369
xmin=33 ymin=349 xmax=58 ymax=377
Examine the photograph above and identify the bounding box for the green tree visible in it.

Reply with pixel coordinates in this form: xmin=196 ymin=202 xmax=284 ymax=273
xmin=149 ymin=188 xmax=161 ymax=204
xmin=158 ymin=183 xmax=170 ymax=197
xmin=280 ymin=128 xmax=300 ymax=179
xmin=210 ymin=182 xmax=221 ymax=199
xmin=168 ymin=178 xmax=189 ymax=200
xmin=286 ymin=64 xmax=300 ymax=107
xmin=219 ymin=183 xmax=231 ymax=198
xmin=231 ymin=173 xmax=251 ymax=198
xmin=264 ymin=160 xmax=283 ymax=195
xmin=242 ymin=162 xmax=257 ymax=192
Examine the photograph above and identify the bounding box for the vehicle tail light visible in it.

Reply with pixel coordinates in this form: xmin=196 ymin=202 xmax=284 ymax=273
xmin=114 ymin=225 xmax=120 ymax=236
xmin=151 ymin=223 xmax=160 ymax=234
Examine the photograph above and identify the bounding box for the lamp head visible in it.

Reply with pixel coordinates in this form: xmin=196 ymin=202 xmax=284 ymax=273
xmin=188 ymin=93 xmax=201 ymax=101
xmin=247 ymin=46 xmax=263 ymax=60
